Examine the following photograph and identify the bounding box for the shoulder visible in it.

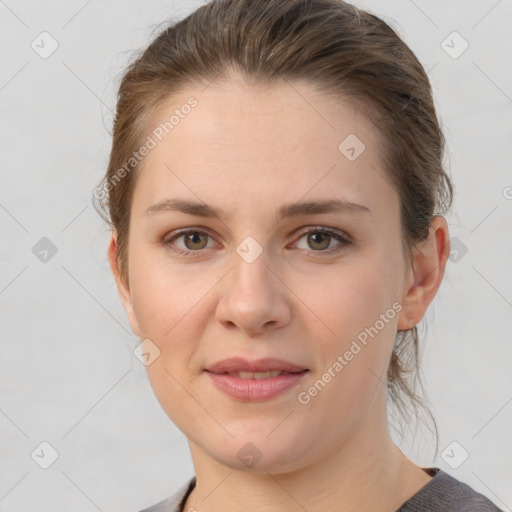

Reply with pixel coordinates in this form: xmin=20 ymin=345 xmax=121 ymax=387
xmin=137 ymin=476 xmax=196 ymax=512
xmin=397 ymin=468 xmax=504 ymax=511
xmin=136 ymin=471 xmax=503 ymax=512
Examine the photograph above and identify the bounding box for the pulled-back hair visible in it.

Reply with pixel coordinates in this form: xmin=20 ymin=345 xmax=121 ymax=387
xmin=95 ymin=0 xmax=453 ymax=452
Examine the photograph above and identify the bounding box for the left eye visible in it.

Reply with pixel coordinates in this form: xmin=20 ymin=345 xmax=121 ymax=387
xmin=293 ymin=229 xmax=350 ymax=252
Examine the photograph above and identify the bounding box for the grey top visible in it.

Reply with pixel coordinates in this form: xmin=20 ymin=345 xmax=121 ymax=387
xmin=139 ymin=467 xmax=503 ymax=512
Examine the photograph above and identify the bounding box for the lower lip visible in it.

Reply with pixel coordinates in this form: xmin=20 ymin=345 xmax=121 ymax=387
xmin=205 ymin=370 xmax=309 ymax=401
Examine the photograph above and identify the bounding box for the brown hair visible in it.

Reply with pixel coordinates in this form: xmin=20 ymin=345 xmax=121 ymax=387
xmin=95 ymin=0 xmax=453 ymax=452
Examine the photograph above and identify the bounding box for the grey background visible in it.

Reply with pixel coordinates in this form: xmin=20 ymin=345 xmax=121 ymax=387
xmin=1 ymin=0 xmax=511 ymax=510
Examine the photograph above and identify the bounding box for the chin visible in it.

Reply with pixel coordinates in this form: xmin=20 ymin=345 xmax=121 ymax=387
xmin=201 ymin=428 xmax=311 ymax=473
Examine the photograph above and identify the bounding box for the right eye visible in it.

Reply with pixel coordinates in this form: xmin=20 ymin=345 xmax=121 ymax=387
xmin=163 ymin=229 xmax=217 ymax=256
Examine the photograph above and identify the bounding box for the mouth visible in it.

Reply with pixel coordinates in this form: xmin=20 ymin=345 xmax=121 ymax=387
xmin=205 ymin=356 xmax=308 ymax=375
xmin=208 ymin=370 xmax=309 ymax=380
xmin=203 ymin=358 xmax=310 ymax=401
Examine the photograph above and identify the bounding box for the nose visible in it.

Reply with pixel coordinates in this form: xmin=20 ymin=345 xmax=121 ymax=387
xmin=215 ymin=249 xmax=292 ymax=335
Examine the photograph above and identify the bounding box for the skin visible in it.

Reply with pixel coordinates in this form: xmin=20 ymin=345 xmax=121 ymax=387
xmin=108 ymin=72 xmax=450 ymax=512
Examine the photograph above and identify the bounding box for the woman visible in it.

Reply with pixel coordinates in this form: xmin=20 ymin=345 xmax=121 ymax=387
xmin=95 ymin=0 xmax=503 ymax=510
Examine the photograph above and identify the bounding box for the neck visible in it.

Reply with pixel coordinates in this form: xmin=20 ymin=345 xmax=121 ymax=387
xmin=183 ymin=407 xmax=431 ymax=512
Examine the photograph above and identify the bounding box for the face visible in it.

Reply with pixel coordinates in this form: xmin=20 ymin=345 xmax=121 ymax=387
xmin=110 ymin=74 xmax=445 ymax=473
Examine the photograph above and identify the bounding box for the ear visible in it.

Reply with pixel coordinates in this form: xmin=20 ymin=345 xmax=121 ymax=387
xmin=397 ymin=216 xmax=450 ymax=331
xmin=107 ymin=232 xmax=141 ymax=337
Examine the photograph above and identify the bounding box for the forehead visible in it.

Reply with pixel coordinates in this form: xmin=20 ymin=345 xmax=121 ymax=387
xmin=132 ymin=76 xmax=397 ymax=220
xmin=148 ymin=76 xmax=382 ymax=155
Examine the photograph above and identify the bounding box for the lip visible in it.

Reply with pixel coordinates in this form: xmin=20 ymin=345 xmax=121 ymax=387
xmin=206 ymin=357 xmax=307 ymax=374
xmin=205 ymin=370 xmax=309 ymax=401
xmin=204 ymin=357 xmax=309 ymax=401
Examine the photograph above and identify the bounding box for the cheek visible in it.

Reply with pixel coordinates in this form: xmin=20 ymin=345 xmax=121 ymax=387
xmin=127 ymin=254 xmax=204 ymax=403
xmin=130 ymin=276 xmax=208 ymax=365
xmin=293 ymin=255 xmax=400 ymax=405
xmin=129 ymin=258 xmax=212 ymax=430
xmin=128 ymin=240 xmax=212 ymax=337
xmin=295 ymin=255 xmax=399 ymax=342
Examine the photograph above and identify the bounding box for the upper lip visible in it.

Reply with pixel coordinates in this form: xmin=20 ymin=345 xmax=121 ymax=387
xmin=205 ymin=357 xmax=308 ymax=374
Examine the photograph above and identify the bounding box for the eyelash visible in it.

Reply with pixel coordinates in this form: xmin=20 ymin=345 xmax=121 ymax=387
xmin=162 ymin=227 xmax=352 ymax=257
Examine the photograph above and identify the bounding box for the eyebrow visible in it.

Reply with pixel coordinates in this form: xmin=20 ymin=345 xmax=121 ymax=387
xmin=145 ymin=198 xmax=370 ymax=220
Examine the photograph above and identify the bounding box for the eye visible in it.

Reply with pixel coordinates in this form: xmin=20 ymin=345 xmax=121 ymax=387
xmin=293 ymin=227 xmax=351 ymax=253
xmin=163 ymin=229 xmax=216 ymax=256
xmin=162 ymin=226 xmax=352 ymax=257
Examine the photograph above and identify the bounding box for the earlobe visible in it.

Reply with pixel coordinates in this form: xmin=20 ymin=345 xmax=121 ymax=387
xmin=107 ymin=232 xmax=141 ymax=337
xmin=397 ymin=216 xmax=450 ymax=331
